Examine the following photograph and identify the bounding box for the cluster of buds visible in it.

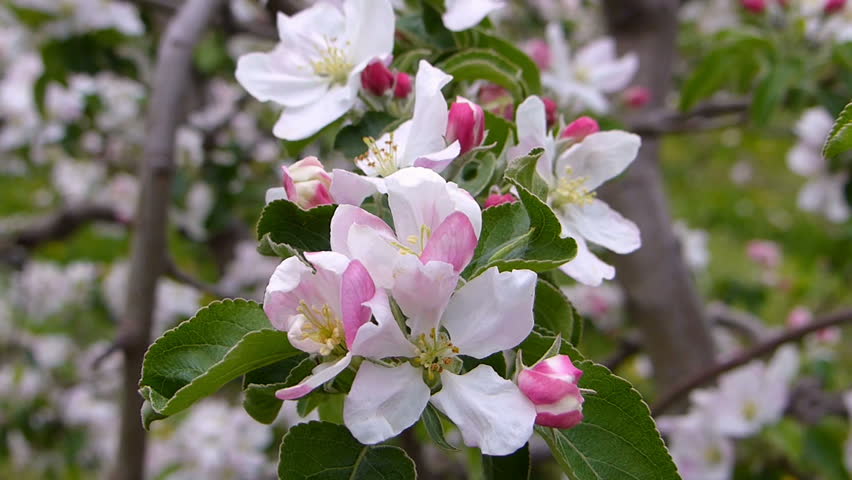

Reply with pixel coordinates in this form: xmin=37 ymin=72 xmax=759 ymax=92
xmin=280 ymin=156 xmax=334 ymax=209
xmin=360 ymin=60 xmax=412 ymax=99
xmin=446 ymin=96 xmax=486 ymax=155
xmin=518 ymin=354 xmax=586 ymax=429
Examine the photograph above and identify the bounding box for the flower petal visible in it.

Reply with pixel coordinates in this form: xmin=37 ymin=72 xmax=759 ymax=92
xmin=340 ymin=260 xmax=377 ymax=348
xmin=558 ymin=228 xmax=615 ymax=286
xmin=347 ymin=223 xmax=403 ymax=289
xmin=235 ymin=48 xmax=328 ymax=107
xmin=560 ymin=199 xmax=640 ymax=254
xmin=590 ymin=52 xmax=638 ymax=93
xmin=275 ymin=4 xmax=344 ymax=43
xmin=508 ymin=96 xmax=555 ymax=185
xmin=350 ymin=288 xmax=417 ymax=358
xmin=412 ymin=140 xmax=461 ymax=173
xmin=442 ymin=0 xmax=505 ymax=32
xmin=420 ymin=211 xmax=478 ymax=272
xmin=344 ymin=362 xmax=431 ymax=444
xmin=330 ymin=169 xmax=387 ymax=206
xmin=442 ymin=267 xmax=536 ymax=358
xmin=275 ymin=353 xmax=352 ymax=400
xmin=344 ymin=0 xmax=395 ymax=69
xmin=556 ymin=131 xmax=640 ymax=191
xmin=432 ymin=366 xmax=536 ymax=456
xmin=786 ymin=143 xmax=825 ymax=176
xmin=392 ymin=256 xmax=458 ymax=337
xmin=265 ymin=187 xmax=287 ymax=204
xmin=272 ymin=81 xmax=358 ymax=141
xmin=401 ymin=61 xmax=454 ymax=164
xmin=330 ymin=205 xmax=395 ymax=258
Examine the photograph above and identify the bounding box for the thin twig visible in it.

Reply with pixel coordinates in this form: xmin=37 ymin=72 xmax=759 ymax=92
xmin=629 ymin=99 xmax=750 ymax=136
xmin=706 ymin=301 xmax=772 ymax=342
xmin=652 ymin=308 xmax=852 ymax=416
xmin=165 ymin=257 xmax=233 ymax=298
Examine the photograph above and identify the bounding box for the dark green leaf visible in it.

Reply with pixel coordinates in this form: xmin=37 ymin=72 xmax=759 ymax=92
xmin=823 ymin=99 xmax=852 ymax=160
xmin=454 ymin=152 xmax=497 ymax=196
xmin=438 ymin=49 xmax=525 ymax=102
xmin=519 ymin=329 xmax=584 ymax=366
xmin=278 ymin=421 xmax=416 ymax=480
xmin=483 ymin=443 xmax=531 ymax=480
xmin=455 ymin=29 xmax=542 ymax=94
xmin=334 ymin=111 xmax=397 ymax=158
xmin=504 ymin=148 xmax=549 ymax=200
xmin=243 ymin=355 xmax=313 ymax=424
xmin=534 ymin=279 xmax=580 ymax=346
xmin=139 ymin=299 xmax=302 ymax=424
xmin=538 ymin=362 xmax=680 ymax=480
xmin=256 ymin=200 xmax=337 ymax=259
xmin=421 ymin=404 xmax=458 ymax=451
xmin=484 ymin=110 xmax=515 ymax=158
xmin=751 ymin=63 xmax=792 ymax=126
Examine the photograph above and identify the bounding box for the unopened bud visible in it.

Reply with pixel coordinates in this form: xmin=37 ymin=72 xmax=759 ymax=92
xmin=281 ymin=156 xmax=333 ymax=209
xmin=560 ymin=116 xmax=600 ymax=141
xmin=517 ymin=355 xmax=584 ymax=429
xmin=484 ymin=192 xmax=518 ymax=209
xmin=446 ymin=96 xmax=486 ymax=155
xmin=624 ymin=86 xmax=651 ymax=109
xmin=825 ymin=0 xmax=846 ymax=13
xmin=393 ymin=72 xmax=412 ymax=99
xmin=478 ymin=84 xmax=514 ymax=120
xmin=543 ymin=97 xmax=558 ymax=127
xmin=525 ymin=39 xmax=551 ymax=71
xmin=741 ymin=0 xmax=766 ymax=13
xmin=361 ymin=60 xmax=395 ymax=97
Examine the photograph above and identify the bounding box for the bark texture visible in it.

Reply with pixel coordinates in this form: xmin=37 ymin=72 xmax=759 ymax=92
xmin=600 ymin=0 xmax=716 ymax=393
xmin=111 ymin=1 xmax=225 ymax=478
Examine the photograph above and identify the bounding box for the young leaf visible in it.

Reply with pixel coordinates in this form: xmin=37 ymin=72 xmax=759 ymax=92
xmin=439 ymin=49 xmax=525 ymax=102
xmin=751 ymin=62 xmax=793 ymax=126
xmin=421 ymin=403 xmax=458 ymax=451
xmin=454 ymin=152 xmax=497 ymax=196
xmin=504 ymin=148 xmax=549 ymax=200
xmin=533 ymin=279 xmax=580 ymax=346
xmin=139 ymin=299 xmax=302 ymax=424
xmin=537 ymin=362 xmax=681 ymax=480
xmin=278 ymin=421 xmax=416 ymax=480
xmin=256 ymin=200 xmax=337 ymax=259
xmin=519 ymin=329 xmax=585 ymax=366
xmin=484 ymin=110 xmax=515 ymax=158
xmin=242 ymin=355 xmax=314 ymax=424
xmin=483 ymin=443 xmax=531 ymax=480
xmin=333 ymin=111 xmax=397 ymax=158
xmin=455 ymin=29 xmax=543 ymax=94
xmin=823 ymin=99 xmax=852 ymax=160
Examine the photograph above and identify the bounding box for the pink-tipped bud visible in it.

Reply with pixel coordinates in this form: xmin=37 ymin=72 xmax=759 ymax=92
xmin=624 ymin=86 xmax=651 ymax=109
xmin=543 ymin=97 xmax=558 ymax=127
xmin=484 ymin=192 xmax=518 ymax=208
xmin=446 ymin=97 xmax=486 ymax=155
xmin=282 ymin=156 xmax=333 ymax=209
xmin=741 ymin=0 xmax=766 ymax=13
xmin=525 ymin=38 xmax=552 ymax=71
xmin=825 ymin=0 xmax=846 ymax=13
xmin=478 ymin=84 xmax=514 ymax=120
xmin=361 ymin=61 xmax=395 ymax=97
xmin=746 ymin=240 xmax=781 ymax=269
xmin=787 ymin=306 xmax=813 ymax=329
xmin=560 ymin=116 xmax=600 ymax=141
xmin=518 ymin=355 xmax=585 ymax=429
xmin=393 ymin=72 xmax=412 ymax=99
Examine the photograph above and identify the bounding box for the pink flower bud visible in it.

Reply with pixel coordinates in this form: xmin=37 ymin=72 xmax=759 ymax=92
xmin=543 ymin=97 xmax=558 ymax=128
xmin=393 ymin=72 xmax=412 ymax=99
xmin=518 ymin=355 xmax=584 ymax=429
xmin=478 ymin=84 xmax=514 ymax=120
xmin=484 ymin=192 xmax=518 ymax=208
xmin=361 ymin=60 xmax=395 ymax=97
xmin=624 ymin=86 xmax=651 ymax=109
xmin=825 ymin=0 xmax=846 ymax=13
xmin=746 ymin=240 xmax=781 ymax=269
xmin=741 ymin=0 xmax=766 ymax=13
xmin=282 ymin=156 xmax=334 ymax=209
xmin=525 ymin=39 xmax=551 ymax=70
xmin=560 ymin=116 xmax=600 ymax=141
xmin=446 ymin=97 xmax=486 ymax=155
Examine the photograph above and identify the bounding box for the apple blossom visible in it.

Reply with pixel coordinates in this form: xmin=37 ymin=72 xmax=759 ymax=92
xmin=673 ymin=221 xmax=710 ymax=272
xmin=517 ymin=354 xmax=585 ymax=429
xmin=542 ymin=23 xmax=638 ymax=113
xmin=525 ymin=38 xmax=552 ymax=70
xmin=442 ymin=0 xmax=505 ymax=32
xmin=543 ymin=96 xmax=558 ymax=127
xmin=746 ymin=239 xmax=781 ymax=269
xmin=342 ymin=267 xmax=538 ymax=455
xmin=657 ymin=411 xmax=735 ymax=480
xmin=266 ymin=157 xmax=334 ymax=209
xmin=235 ymin=0 xmax=394 ymax=140
xmin=826 ymin=0 xmax=846 ymax=13
xmin=510 ymin=96 xmax=642 ymax=286
xmin=562 ymin=282 xmax=625 ymax=332
xmin=361 ymin=60 xmax=395 ymax=96
xmin=446 ymin=97 xmax=486 ymax=155
xmin=263 ymin=252 xmax=390 ymax=400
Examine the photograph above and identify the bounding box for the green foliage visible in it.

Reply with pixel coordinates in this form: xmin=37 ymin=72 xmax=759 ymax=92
xmin=483 ymin=443 xmax=531 ymax=480
xmin=278 ymin=421 xmax=416 ymax=480
xmin=453 ymin=152 xmax=497 ymax=196
xmin=504 ymin=148 xmax=549 ymax=199
xmin=242 ymin=356 xmax=314 ymax=424
xmin=438 ymin=49 xmax=526 ymax=102
xmin=421 ymin=403 xmax=458 ymax=451
xmin=538 ymin=362 xmax=680 ymax=480
xmin=139 ymin=299 xmax=302 ymax=425
xmin=751 ymin=62 xmax=795 ymax=126
xmin=519 ymin=329 xmax=585 ymax=366
xmin=334 ymin=111 xmax=398 ymax=158
xmin=533 ymin=278 xmax=581 ymax=346
xmin=823 ymin=99 xmax=852 ymax=160
xmin=256 ymin=200 xmax=337 ymax=261
xmin=454 ymin=29 xmax=542 ymax=95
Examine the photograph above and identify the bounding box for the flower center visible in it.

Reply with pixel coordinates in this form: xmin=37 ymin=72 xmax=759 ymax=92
xmin=704 ymin=446 xmax=723 ymax=465
xmin=310 ymin=37 xmax=353 ymax=86
xmin=742 ymin=400 xmax=758 ymax=421
xmin=358 ymin=134 xmax=400 ymax=177
xmin=296 ymin=300 xmax=344 ymax=356
xmin=391 ymin=224 xmax=432 ymax=256
xmin=552 ymin=166 xmax=595 ymax=208
xmin=574 ymin=67 xmax=591 ymax=83
xmin=412 ymin=328 xmax=460 ymax=380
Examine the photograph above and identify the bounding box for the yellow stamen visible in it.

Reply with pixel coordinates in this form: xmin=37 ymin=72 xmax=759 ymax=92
xmin=296 ymin=300 xmax=344 ymax=356
xmin=310 ymin=37 xmax=353 ymax=86
xmin=552 ymin=166 xmax=595 ymax=208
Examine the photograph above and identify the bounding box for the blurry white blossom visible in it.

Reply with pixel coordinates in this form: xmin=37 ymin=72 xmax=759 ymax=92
xmin=94 ymin=73 xmax=146 ymax=131
xmin=673 ymin=221 xmax=710 ymax=272
xmin=681 ymin=0 xmax=739 ymax=34
xmin=219 ymin=241 xmax=280 ymax=300
xmin=11 ymin=261 xmax=97 ymax=321
xmin=658 ymin=411 xmax=735 ymax=480
xmin=51 ymin=157 xmax=106 ymax=205
xmin=175 ymin=182 xmax=214 ymax=241
xmin=562 ymin=282 xmax=624 ymax=332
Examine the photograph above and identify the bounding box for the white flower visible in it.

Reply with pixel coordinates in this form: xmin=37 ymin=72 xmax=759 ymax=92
xmin=680 ymin=0 xmax=740 ymax=35
xmin=787 ymin=107 xmax=850 ymax=223
xmin=673 ymin=221 xmax=710 ymax=272
xmin=562 ymin=282 xmax=624 ymax=332
xmin=690 ymin=345 xmax=799 ymax=437
xmin=658 ymin=411 xmax=735 ymax=480
xmin=442 ymin=0 xmax=505 ymax=31
xmin=235 ymin=0 xmax=395 ymax=140
xmin=174 ymin=182 xmax=214 ymax=241
xmin=51 ymin=157 xmax=106 ymax=205
xmin=542 ymin=24 xmax=638 ymax=114
xmin=219 ymin=241 xmax=280 ymax=300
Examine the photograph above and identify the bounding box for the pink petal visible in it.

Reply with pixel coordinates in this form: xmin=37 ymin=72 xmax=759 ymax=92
xmin=330 ymin=204 xmax=395 ymax=257
xmin=420 ymin=211 xmax=477 ymax=272
xmin=340 ymin=260 xmax=376 ymax=348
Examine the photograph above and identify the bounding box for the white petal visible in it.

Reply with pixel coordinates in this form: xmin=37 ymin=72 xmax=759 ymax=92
xmin=545 ymin=23 xmax=572 ymax=83
xmin=561 ymin=199 xmax=640 ymax=254
xmin=235 ymin=48 xmax=328 ymax=107
xmin=272 ymin=81 xmax=358 ymax=141
xmin=442 ymin=267 xmax=536 ymax=358
xmin=330 ymin=169 xmax=387 ymax=206
xmin=401 ymin=61 xmax=453 ymax=164
xmin=276 ymin=4 xmax=344 ymax=43
xmin=575 ymin=38 xmax=616 ymax=68
xmin=766 ymin=345 xmax=799 ymax=386
xmin=797 ymin=178 xmax=828 ymax=214
xmin=412 ymin=140 xmax=461 ymax=173
xmin=276 ymin=353 xmax=352 ymax=400
xmin=344 ymin=0 xmax=395 ymax=68
xmin=442 ymin=0 xmax=505 ymax=31
xmin=589 ymin=52 xmax=638 ymax=93
xmin=392 ymin=257 xmax=459 ymax=336
xmin=385 ymin=167 xmax=459 ymax=244
xmin=265 ymin=187 xmax=287 ymax=204
xmin=558 ymin=228 xmax=615 ymax=286
xmin=330 ymin=204 xmax=395 ymax=258
xmin=351 ymin=288 xmax=417 ymax=358
xmin=794 ymin=107 xmax=834 ymax=149
xmin=347 ymin=223 xmax=403 ymax=289
xmin=432 ymin=366 xmax=536 ymax=456
xmin=344 ymin=362 xmax=431 ymax=444
xmin=786 ymin=143 xmax=825 ymax=176
xmin=446 ymin=181 xmax=483 ymax=237
xmin=556 ymin=130 xmax=640 ymax=191
xmin=507 ymin=97 xmax=556 ymax=185
xmin=562 ymin=83 xmax=611 ymax=114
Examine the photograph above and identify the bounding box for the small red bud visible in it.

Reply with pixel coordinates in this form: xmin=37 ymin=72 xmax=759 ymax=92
xmin=446 ymin=97 xmax=486 ymax=155
xmin=542 ymin=97 xmax=558 ymax=128
xmin=624 ymin=86 xmax=651 ymax=109
xmin=825 ymin=0 xmax=845 ymax=13
xmin=393 ymin=72 xmax=412 ymax=99
xmin=525 ymin=39 xmax=551 ymax=71
xmin=478 ymin=84 xmax=514 ymax=120
xmin=560 ymin=116 xmax=600 ymax=141
xmin=361 ymin=61 xmax=394 ymax=97
xmin=741 ymin=0 xmax=767 ymax=13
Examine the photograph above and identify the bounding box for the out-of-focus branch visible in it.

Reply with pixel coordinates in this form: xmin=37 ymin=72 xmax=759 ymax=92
xmin=602 ymin=334 xmax=642 ymax=371
xmin=112 ymin=0 xmax=225 ymax=479
xmin=652 ymin=308 xmax=852 ymax=416
xmin=706 ymin=301 xmax=772 ymax=342
xmin=130 ymin=0 xmax=277 ymax=39
xmin=629 ymin=99 xmax=750 ymax=136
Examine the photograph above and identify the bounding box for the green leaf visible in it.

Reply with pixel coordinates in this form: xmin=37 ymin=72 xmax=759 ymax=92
xmin=751 ymin=62 xmax=792 ymax=126
xmin=421 ymin=403 xmax=458 ymax=451
xmin=518 ymin=329 xmax=584 ymax=366
xmin=464 ymin=183 xmax=577 ymax=277
xmin=278 ymin=421 xmax=416 ymax=479
xmin=483 ymin=443 xmax=530 ymax=480
xmin=534 ymin=279 xmax=580 ymax=346
xmin=438 ymin=49 xmax=525 ymax=102
xmin=455 ymin=29 xmax=542 ymax=95
xmin=242 ymin=355 xmax=313 ymax=424
xmin=454 ymin=152 xmax=497 ymax=196
xmin=334 ymin=111 xmax=397 ymax=158
xmin=139 ymin=299 xmax=302 ymax=424
xmin=484 ymin=110 xmax=515 ymax=158
xmin=537 ymin=362 xmax=680 ymax=480
xmin=823 ymin=99 xmax=852 ymax=160
xmin=504 ymin=148 xmax=549 ymax=200
xmin=256 ymin=200 xmax=337 ymax=260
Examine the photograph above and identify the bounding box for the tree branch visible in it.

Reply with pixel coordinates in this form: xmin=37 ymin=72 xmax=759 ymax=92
xmin=112 ymin=1 xmax=225 ymax=479
xmin=652 ymin=308 xmax=852 ymax=416
xmin=130 ymin=0 xmax=277 ymax=39
xmin=164 ymin=257 xmax=233 ymax=298
xmin=629 ymin=99 xmax=750 ymax=136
